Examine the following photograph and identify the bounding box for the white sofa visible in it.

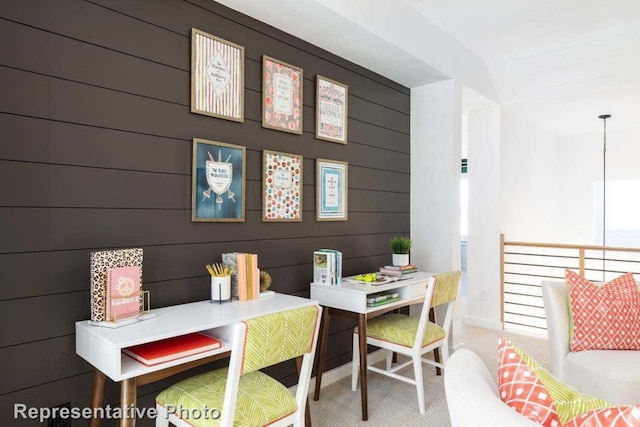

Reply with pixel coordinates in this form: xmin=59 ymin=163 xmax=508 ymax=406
xmin=444 ymin=349 xmax=539 ymax=427
xmin=542 ymin=280 xmax=640 ymax=405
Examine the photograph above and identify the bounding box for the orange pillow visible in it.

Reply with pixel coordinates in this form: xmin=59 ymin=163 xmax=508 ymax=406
xmin=565 ymin=269 xmax=640 ymax=351
xmin=562 ymin=404 xmax=640 ymax=426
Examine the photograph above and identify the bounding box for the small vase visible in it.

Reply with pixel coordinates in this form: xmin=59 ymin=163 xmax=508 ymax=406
xmin=211 ymin=276 xmax=231 ymax=302
xmin=392 ymin=254 xmax=409 ymax=267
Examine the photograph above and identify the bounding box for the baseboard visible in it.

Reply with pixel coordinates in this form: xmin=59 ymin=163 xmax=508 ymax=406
xmin=464 ymin=315 xmax=502 ymax=330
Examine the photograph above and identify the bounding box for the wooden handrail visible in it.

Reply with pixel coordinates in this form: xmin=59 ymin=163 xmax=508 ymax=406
xmin=503 ymin=240 xmax=640 ymax=253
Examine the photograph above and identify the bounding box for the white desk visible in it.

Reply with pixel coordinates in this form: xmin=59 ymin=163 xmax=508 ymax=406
xmin=76 ymin=293 xmax=317 ymax=427
xmin=310 ymin=272 xmax=433 ymax=421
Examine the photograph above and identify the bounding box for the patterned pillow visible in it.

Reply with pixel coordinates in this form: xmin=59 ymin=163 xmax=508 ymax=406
xmin=498 ymin=337 xmax=610 ymax=426
xmin=562 ymin=404 xmax=640 ymax=426
xmin=565 ymin=269 xmax=640 ymax=351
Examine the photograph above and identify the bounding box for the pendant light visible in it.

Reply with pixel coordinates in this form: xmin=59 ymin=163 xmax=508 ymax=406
xmin=599 ymin=114 xmax=611 ymax=280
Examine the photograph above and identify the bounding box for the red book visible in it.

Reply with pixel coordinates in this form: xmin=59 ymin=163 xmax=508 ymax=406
xmin=122 ymin=333 xmax=222 ymax=366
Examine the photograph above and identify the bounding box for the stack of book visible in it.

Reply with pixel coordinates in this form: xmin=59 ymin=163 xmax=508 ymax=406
xmin=123 ymin=332 xmax=221 ymax=366
xmin=313 ymin=249 xmax=343 ymax=285
xmin=367 ymin=291 xmax=400 ymax=307
xmin=222 ymin=252 xmax=260 ymax=301
xmin=379 ymin=264 xmax=418 ymax=276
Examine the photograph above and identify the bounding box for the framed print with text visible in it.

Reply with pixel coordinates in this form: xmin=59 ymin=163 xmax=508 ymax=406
xmin=191 ymin=28 xmax=244 ymax=123
xmin=263 ymin=150 xmax=303 ymax=222
xmin=262 ymin=55 xmax=303 ymax=135
xmin=192 ymin=138 xmax=245 ymax=222
xmin=316 ymin=158 xmax=348 ymax=221
xmin=316 ymin=75 xmax=348 ymax=144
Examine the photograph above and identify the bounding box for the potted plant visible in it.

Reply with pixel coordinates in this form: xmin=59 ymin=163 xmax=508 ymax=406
xmin=207 ymin=263 xmax=234 ymax=303
xmin=390 ymin=236 xmax=413 ymax=266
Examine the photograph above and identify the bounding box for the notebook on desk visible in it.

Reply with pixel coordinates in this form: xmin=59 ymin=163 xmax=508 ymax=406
xmin=122 ymin=332 xmax=221 ymax=366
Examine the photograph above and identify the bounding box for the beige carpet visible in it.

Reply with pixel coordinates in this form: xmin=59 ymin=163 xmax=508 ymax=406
xmin=308 ymin=325 xmax=550 ymax=426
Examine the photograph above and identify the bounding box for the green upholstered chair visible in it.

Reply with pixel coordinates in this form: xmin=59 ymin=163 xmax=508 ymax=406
xmin=155 ymin=305 xmax=322 ymax=427
xmin=351 ymin=271 xmax=462 ymax=414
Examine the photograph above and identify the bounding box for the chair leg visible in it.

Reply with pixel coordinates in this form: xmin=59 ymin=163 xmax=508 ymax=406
xmin=412 ymin=354 xmax=426 ymax=415
xmin=155 ymin=403 xmax=170 ymax=427
xmin=351 ymin=333 xmax=359 ymax=391
xmin=385 ymin=349 xmax=393 ymax=370
xmin=440 ymin=342 xmax=450 ymax=368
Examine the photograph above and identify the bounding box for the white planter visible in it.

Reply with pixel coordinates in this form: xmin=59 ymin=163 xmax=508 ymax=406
xmin=211 ymin=276 xmax=231 ymax=302
xmin=392 ymin=254 xmax=410 ymax=267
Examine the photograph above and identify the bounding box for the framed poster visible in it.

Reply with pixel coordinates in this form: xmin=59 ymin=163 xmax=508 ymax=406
xmin=316 ymin=75 xmax=348 ymax=144
xmin=262 ymin=150 xmax=303 ymax=222
xmin=192 ymin=138 xmax=245 ymax=222
xmin=316 ymin=158 xmax=348 ymax=221
xmin=191 ymin=28 xmax=244 ymax=123
xmin=262 ymin=55 xmax=303 ymax=135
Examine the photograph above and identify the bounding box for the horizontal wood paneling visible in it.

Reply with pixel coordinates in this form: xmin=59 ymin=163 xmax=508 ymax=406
xmin=0 ymin=0 xmax=410 ymax=417
xmin=0 ymin=237 xmax=400 ymax=300
xmin=0 ymin=209 xmax=408 ymax=253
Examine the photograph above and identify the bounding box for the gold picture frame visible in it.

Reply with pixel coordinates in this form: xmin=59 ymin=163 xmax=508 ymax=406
xmin=192 ymin=138 xmax=246 ymax=222
xmin=316 ymin=75 xmax=348 ymax=144
xmin=262 ymin=55 xmax=303 ymax=135
xmin=316 ymin=158 xmax=348 ymax=221
xmin=262 ymin=150 xmax=303 ymax=222
xmin=191 ymin=28 xmax=245 ymax=123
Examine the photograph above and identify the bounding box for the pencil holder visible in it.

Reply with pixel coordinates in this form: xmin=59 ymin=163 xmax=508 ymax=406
xmin=211 ymin=276 xmax=231 ymax=302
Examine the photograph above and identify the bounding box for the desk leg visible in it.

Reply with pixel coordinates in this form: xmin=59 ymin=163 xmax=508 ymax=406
xmin=313 ymin=307 xmax=330 ymax=401
xmin=295 ymin=357 xmax=312 ymax=427
xmin=357 ymin=314 xmax=368 ymax=421
xmin=120 ymin=378 xmax=137 ymax=427
xmin=429 ymin=308 xmax=442 ymax=375
xmin=89 ymin=369 xmax=106 ymax=427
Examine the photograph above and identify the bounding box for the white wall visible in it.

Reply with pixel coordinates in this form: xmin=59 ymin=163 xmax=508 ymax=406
xmin=410 ymin=80 xmax=462 ymax=273
xmin=553 ymin=128 xmax=640 ymax=245
xmin=411 ymin=80 xmax=463 ymax=345
xmin=465 ymin=103 xmax=502 ymax=330
xmin=500 ymin=117 xmax=640 ymax=246
xmin=500 ymin=110 xmax=560 ymax=243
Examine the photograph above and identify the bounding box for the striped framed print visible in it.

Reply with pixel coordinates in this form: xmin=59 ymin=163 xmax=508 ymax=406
xmin=191 ymin=28 xmax=244 ymax=123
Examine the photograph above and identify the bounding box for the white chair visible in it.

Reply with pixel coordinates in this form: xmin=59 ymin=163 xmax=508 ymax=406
xmin=155 ymin=305 xmax=322 ymax=427
xmin=351 ymin=271 xmax=462 ymax=414
xmin=542 ymin=280 xmax=640 ymax=405
xmin=445 ymin=349 xmax=540 ymax=427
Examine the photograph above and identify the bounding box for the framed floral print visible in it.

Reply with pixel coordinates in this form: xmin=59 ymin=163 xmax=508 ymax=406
xmin=262 ymin=55 xmax=303 ymax=135
xmin=192 ymin=138 xmax=245 ymax=222
xmin=316 ymin=75 xmax=348 ymax=144
xmin=262 ymin=150 xmax=303 ymax=222
xmin=316 ymin=158 xmax=348 ymax=221
xmin=191 ymin=28 xmax=244 ymax=123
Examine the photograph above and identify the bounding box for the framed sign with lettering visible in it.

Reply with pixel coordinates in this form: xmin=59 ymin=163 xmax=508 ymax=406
xmin=192 ymin=138 xmax=245 ymax=222
xmin=262 ymin=150 xmax=303 ymax=222
xmin=316 ymin=158 xmax=348 ymax=221
xmin=316 ymin=76 xmax=348 ymax=144
xmin=262 ymin=55 xmax=303 ymax=135
xmin=191 ymin=28 xmax=244 ymax=122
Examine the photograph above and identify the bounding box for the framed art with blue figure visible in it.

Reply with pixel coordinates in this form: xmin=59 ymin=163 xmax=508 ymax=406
xmin=192 ymin=138 xmax=245 ymax=222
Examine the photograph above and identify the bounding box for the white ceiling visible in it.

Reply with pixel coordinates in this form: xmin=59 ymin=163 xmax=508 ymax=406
xmin=218 ymin=0 xmax=640 ymax=134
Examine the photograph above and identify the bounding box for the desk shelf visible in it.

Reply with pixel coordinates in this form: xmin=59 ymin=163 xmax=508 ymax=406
xmin=310 ymin=272 xmax=431 ymax=314
xmin=118 ymin=327 xmax=234 ymax=380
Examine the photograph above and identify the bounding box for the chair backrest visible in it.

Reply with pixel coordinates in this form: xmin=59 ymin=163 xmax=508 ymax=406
xmin=220 ymin=305 xmax=322 ymax=427
xmin=240 ymin=305 xmax=321 ymax=374
xmin=541 ymin=280 xmax=571 ymax=379
xmin=414 ymin=271 xmax=462 ymax=350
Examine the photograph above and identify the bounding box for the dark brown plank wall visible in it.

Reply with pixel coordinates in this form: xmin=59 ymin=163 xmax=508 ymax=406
xmin=0 ymin=0 xmax=410 ymax=425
